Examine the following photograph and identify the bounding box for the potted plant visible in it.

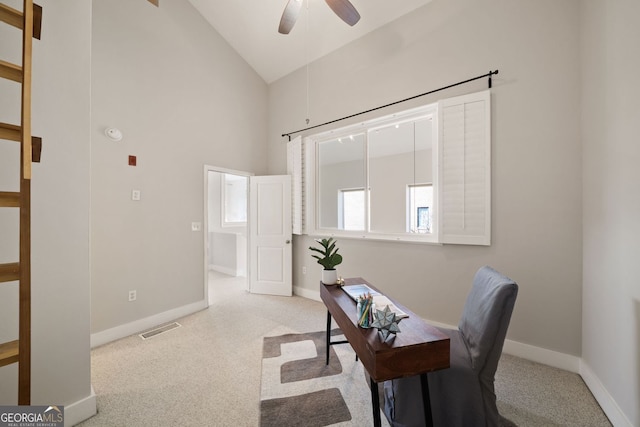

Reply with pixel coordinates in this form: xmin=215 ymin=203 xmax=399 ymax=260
xmin=309 ymin=237 xmax=343 ymax=285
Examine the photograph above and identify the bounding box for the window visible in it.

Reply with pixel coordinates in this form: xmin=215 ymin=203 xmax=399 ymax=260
xmin=408 ymin=184 xmax=433 ymax=233
xmin=317 ymin=133 xmax=366 ymax=231
xmin=339 ymin=188 xmax=365 ymax=230
xmin=221 ymin=173 xmax=247 ymax=226
xmin=291 ymin=90 xmax=491 ymax=245
xmin=368 ymin=117 xmax=433 ymax=236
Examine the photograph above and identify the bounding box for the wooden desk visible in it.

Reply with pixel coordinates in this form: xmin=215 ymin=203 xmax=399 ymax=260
xmin=320 ymin=278 xmax=450 ymax=427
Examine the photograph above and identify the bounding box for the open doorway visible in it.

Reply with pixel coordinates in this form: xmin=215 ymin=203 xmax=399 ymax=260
xmin=205 ymin=166 xmax=251 ymax=305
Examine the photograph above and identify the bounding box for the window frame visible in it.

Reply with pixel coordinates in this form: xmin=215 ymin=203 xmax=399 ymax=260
xmin=297 ymin=90 xmax=491 ymax=246
xmin=306 ymin=103 xmax=440 ymax=244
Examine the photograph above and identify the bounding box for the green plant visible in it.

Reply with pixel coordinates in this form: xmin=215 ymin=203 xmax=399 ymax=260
xmin=309 ymin=237 xmax=343 ymax=270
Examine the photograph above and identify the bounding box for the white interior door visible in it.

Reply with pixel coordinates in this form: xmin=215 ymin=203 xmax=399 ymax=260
xmin=249 ymin=175 xmax=292 ymax=296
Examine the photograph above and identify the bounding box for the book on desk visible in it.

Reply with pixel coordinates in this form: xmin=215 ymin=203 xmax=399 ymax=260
xmin=342 ymin=283 xmax=409 ymax=319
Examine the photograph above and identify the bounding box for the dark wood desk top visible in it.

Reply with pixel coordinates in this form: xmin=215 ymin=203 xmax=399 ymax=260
xmin=321 ymin=277 xmax=450 ymax=383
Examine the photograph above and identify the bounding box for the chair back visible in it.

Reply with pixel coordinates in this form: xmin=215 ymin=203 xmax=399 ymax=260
xmin=458 ymin=266 xmax=518 ymax=376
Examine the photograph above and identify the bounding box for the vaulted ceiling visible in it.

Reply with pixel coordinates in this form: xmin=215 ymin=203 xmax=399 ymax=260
xmin=186 ymin=0 xmax=433 ymax=84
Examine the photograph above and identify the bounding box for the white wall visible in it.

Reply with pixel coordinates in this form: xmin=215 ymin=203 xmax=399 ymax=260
xmin=90 ymin=0 xmax=267 ymax=334
xmin=581 ymin=0 xmax=640 ymax=425
xmin=269 ymin=0 xmax=584 ymax=357
xmin=0 ymin=0 xmax=95 ymax=421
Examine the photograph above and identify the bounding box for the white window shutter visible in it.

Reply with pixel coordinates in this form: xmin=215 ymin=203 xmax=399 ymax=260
xmin=438 ymin=90 xmax=491 ymax=245
xmin=287 ymin=136 xmax=304 ymax=235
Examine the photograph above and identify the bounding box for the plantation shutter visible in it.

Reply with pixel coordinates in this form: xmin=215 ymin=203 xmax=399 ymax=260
xmin=287 ymin=136 xmax=304 ymax=235
xmin=438 ymin=90 xmax=491 ymax=245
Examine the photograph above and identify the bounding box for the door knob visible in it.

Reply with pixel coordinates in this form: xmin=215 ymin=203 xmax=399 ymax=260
xmin=286 ymin=240 xmax=291 ymax=244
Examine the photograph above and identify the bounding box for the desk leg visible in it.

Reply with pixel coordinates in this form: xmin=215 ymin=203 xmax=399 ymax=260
xmin=420 ymin=373 xmax=434 ymax=427
xmin=326 ymin=311 xmax=331 ymax=365
xmin=370 ymin=377 xmax=382 ymax=427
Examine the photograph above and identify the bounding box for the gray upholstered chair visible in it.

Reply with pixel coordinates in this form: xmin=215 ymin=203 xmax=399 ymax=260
xmin=382 ymin=266 xmax=518 ymax=427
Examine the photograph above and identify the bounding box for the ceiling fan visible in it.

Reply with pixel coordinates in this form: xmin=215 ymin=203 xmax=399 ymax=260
xmin=278 ymin=0 xmax=361 ymax=34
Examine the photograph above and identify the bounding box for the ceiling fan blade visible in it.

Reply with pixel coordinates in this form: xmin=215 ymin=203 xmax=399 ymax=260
xmin=278 ymin=0 xmax=304 ymax=34
xmin=325 ymin=0 xmax=360 ymax=26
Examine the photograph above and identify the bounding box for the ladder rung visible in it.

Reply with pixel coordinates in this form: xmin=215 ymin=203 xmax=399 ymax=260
xmin=0 ymin=340 xmax=19 ymax=368
xmin=0 ymin=122 xmax=21 ymax=141
xmin=0 ymin=262 xmax=20 ymax=282
xmin=0 ymin=192 xmax=20 ymax=208
xmin=0 ymin=59 xmax=22 ymax=83
xmin=0 ymin=3 xmax=21 ymax=28
xmin=0 ymin=3 xmax=42 ymax=40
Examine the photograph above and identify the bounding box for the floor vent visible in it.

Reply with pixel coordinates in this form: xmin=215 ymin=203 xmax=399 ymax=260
xmin=139 ymin=322 xmax=182 ymax=340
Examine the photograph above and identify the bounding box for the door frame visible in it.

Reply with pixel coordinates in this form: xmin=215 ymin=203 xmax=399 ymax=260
xmin=203 ymin=165 xmax=253 ymax=305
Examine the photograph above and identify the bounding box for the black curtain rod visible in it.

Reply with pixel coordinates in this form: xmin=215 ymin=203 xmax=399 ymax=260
xmin=282 ymin=69 xmax=499 ymax=140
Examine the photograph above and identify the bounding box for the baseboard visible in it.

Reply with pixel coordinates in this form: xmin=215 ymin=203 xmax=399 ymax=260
xmin=580 ymin=361 xmax=633 ymax=427
xmin=501 ymin=338 xmax=581 ymax=373
xmin=210 ymin=264 xmax=239 ymax=277
xmin=293 ymin=285 xmax=321 ymax=301
xmin=90 ymin=300 xmax=208 ymax=348
xmin=64 ymin=386 xmax=96 ymax=426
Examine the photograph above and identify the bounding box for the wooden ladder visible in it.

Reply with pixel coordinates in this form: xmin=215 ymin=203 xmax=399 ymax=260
xmin=0 ymin=0 xmax=42 ymax=406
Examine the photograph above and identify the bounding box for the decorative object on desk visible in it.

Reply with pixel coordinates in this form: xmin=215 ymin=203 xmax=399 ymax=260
xmin=343 ymin=284 xmax=408 ymax=319
xmin=371 ymin=305 xmax=402 ymax=341
xmin=356 ymin=294 xmax=375 ymax=328
xmin=337 ymin=276 xmax=345 ymax=286
xmin=309 ymin=237 xmax=343 ymax=285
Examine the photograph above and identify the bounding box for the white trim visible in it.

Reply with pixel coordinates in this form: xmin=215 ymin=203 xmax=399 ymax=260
xmin=210 ymin=264 xmax=240 ymax=277
xmin=63 ymin=386 xmax=96 ymax=426
xmin=580 ymin=361 xmax=633 ymax=427
xmin=90 ymin=300 xmax=207 ymax=348
xmin=501 ymin=338 xmax=581 ymax=373
xmin=293 ymin=285 xmax=321 ymax=302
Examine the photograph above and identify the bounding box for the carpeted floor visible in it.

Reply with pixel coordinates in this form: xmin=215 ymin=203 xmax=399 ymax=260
xmin=79 ymin=272 xmax=611 ymax=427
xmin=260 ymin=328 xmax=390 ymax=427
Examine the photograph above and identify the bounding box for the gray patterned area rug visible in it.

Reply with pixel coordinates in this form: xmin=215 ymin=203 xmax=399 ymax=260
xmin=260 ymin=328 xmax=390 ymax=427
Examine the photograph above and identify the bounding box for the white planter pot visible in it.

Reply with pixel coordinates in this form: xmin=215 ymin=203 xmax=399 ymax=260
xmin=322 ymin=269 xmax=338 ymax=285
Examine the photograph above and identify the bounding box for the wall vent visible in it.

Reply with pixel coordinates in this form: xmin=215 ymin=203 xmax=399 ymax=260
xmin=139 ymin=322 xmax=181 ymax=340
